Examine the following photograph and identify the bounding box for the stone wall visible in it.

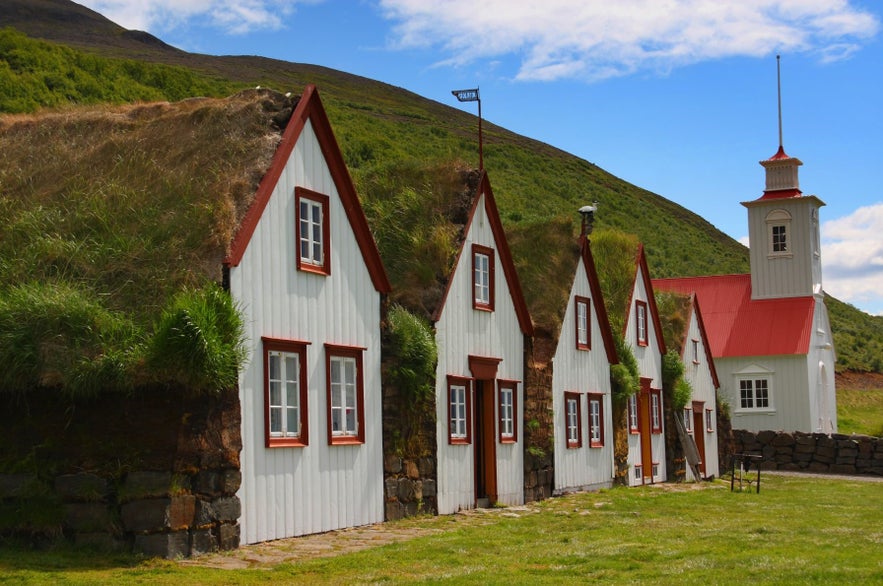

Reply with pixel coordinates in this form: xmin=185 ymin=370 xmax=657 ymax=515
xmin=0 ymin=386 xmax=242 ymax=558
xmin=383 ymin=456 xmax=436 ymax=519
xmin=733 ymin=429 xmax=883 ymax=476
xmin=523 ymin=358 xmax=554 ymax=502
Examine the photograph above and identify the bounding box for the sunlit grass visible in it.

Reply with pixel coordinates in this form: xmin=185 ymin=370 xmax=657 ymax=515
xmin=838 ymin=386 xmax=883 ymax=437
xmin=2 ymin=475 xmax=882 ymax=584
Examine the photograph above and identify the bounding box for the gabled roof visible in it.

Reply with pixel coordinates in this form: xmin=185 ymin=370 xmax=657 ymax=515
xmin=626 ymin=244 xmax=666 ymax=354
xmin=682 ymin=294 xmax=720 ymax=388
xmin=581 ymin=236 xmax=619 ymax=365
xmin=653 ymin=274 xmax=815 ymax=358
xmin=432 ymin=171 xmax=533 ymax=336
xmin=225 ymin=84 xmax=391 ymax=293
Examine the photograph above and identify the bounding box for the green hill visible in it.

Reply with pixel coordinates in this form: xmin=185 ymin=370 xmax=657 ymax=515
xmin=2 ymin=0 xmax=882 ymax=373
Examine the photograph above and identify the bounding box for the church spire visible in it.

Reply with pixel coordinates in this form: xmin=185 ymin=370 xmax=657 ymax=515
xmin=759 ymin=55 xmax=802 ymax=200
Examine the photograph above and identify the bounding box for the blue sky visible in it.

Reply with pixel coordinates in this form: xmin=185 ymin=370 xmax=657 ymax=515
xmin=79 ymin=1 xmax=883 ymax=314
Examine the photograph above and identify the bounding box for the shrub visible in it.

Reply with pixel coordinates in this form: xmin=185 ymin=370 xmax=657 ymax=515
xmin=147 ymin=284 xmax=246 ymax=393
xmin=611 ymin=335 xmax=639 ymax=403
xmin=386 ymin=305 xmax=437 ymax=405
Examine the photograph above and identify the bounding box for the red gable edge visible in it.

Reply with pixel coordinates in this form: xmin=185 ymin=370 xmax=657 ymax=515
xmin=652 ymin=274 xmax=814 ymax=358
xmin=686 ymin=294 xmax=720 ymax=389
xmin=431 ymin=171 xmax=534 ymax=336
xmin=581 ymin=236 xmax=619 ymax=365
xmin=623 ymin=244 xmax=667 ymax=354
xmin=224 ymin=84 xmax=391 ymax=294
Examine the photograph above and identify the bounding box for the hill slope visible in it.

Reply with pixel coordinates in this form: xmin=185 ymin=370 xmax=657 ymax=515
xmin=2 ymin=0 xmax=882 ymax=372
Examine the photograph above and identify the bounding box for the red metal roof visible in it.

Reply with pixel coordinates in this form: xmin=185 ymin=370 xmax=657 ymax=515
xmin=652 ymin=274 xmax=815 ymax=358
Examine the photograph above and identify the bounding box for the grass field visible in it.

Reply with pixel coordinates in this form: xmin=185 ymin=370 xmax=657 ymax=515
xmin=837 ymin=387 xmax=883 ymax=437
xmin=1 ymin=474 xmax=881 ymax=584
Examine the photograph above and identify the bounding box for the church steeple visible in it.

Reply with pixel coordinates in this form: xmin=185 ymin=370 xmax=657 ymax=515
xmin=742 ymin=56 xmax=824 ymax=300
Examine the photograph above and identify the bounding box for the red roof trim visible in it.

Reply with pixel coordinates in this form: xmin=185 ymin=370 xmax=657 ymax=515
xmin=581 ymin=236 xmax=619 ymax=365
xmin=760 ymin=188 xmax=803 ymax=200
xmin=224 ymin=85 xmax=391 ymax=293
xmin=768 ymin=145 xmax=790 ymax=160
xmin=432 ymin=172 xmax=534 ymax=335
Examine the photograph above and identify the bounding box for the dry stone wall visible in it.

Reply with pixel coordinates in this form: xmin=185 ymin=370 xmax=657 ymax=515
xmin=733 ymin=429 xmax=883 ymax=476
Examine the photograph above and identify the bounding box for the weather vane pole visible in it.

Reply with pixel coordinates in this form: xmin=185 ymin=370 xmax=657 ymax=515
xmin=451 ymin=87 xmax=483 ymax=170
xmin=776 ymin=54 xmax=783 ymax=149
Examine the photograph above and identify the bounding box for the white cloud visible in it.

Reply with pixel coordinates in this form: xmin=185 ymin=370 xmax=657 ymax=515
xmin=822 ymin=203 xmax=883 ymax=314
xmin=78 ymin=0 xmax=309 ymax=35
xmin=379 ymin=0 xmax=879 ymax=82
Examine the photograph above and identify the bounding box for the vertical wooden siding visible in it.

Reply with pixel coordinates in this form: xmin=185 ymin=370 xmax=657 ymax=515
xmin=683 ymin=311 xmax=719 ymax=480
xmin=747 ymin=201 xmax=818 ymax=300
xmin=553 ymin=261 xmax=614 ymax=492
xmin=435 ymin=193 xmax=525 ymax=514
xmin=626 ymin=267 xmax=666 ymax=485
xmin=230 ymin=121 xmax=383 ymax=545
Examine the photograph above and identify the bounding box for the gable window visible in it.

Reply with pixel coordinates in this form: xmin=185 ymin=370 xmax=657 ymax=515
xmin=739 ymin=378 xmax=771 ymax=410
xmin=628 ymin=395 xmax=639 ymax=433
xmin=325 ymin=345 xmax=365 ymax=445
xmin=766 ymin=209 xmax=792 ymax=257
xmin=650 ymin=389 xmax=662 ymax=434
xmin=588 ymin=393 xmax=604 ymax=447
xmin=498 ymin=381 xmax=517 ymax=443
xmin=296 ymin=187 xmax=331 ymax=275
xmin=263 ymin=338 xmax=310 ymax=448
xmin=448 ymin=376 xmax=472 ymax=444
xmin=692 ymin=339 xmax=700 ymax=364
xmin=472 ymin=244 xmax=495 ymax=311
xmin=564 ymin=392 xmax=582 ymax=448
xmin=706 ymin=408 xmax=714 ymax=432
xmin=635 ymin=300 xmax=648 ymax=346
xmin=684 ymin=408 xmax=693 ymax=433
xmin=575 ymin=296 xmax=591 ymax=350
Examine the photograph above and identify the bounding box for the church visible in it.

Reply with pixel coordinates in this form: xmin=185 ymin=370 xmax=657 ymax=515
xmin=654 ymin=143 xmax=837 ymax=434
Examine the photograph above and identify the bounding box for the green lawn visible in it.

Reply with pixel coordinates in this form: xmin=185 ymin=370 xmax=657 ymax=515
xmin=838 ymin=387 xmax=883 ymax=437
xmin=2 ymin=474 xmax=881 ymax=584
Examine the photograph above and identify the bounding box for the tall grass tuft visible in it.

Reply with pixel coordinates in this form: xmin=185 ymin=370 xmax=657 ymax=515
xmin=0 ymin=282 xmax=141 ymax=396
xmin=147 ymin=284 xmax=246 ymax=394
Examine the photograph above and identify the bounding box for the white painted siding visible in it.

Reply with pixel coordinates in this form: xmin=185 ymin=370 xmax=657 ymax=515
xmin=807 ymin=297 xmax=837 ymax=433
xmin=717 ymin=354 xmax=809 ymax=433
xmin=682 ymin=311 xmax=719 ymax=480
xmin=435 ymin=192 xmax=525 ymax=514
xmin=553 ymin=259 xmax=614 ymax=492
xmin=625 ymin=264 xmax=666 ymax=486
xmin=230 ymin=120 xmax=384 ymax=544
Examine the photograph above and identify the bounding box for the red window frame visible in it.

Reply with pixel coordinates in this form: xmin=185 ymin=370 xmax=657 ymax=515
xmin=587 ymin=393 xmax=604 ymax=448
xmin=564 ymin=391 xmax=582 ymax=449
xmin=628 ymin=394 xmax=639 ymax=434
xmin=575 ymin=296 xmax=591 ymax=351
xmin=472 ymin=244 xmax=495 ymax=311
xmin=295 ymin=187 xmax=331 ymax=276
xmin=262 ymin=337 xmax=311 ymax=448
xmin=498 ymin=380 xmax=518 ymax=443
xmin=325 ymin=344 xmax=366 ymax=445
xmin=448 ymin=376 xmax=472 ymax=445
xmin=650 ymin=388 xmax=663 ymax=434
xmin=635 ymin=300 xmax=648 ymax=347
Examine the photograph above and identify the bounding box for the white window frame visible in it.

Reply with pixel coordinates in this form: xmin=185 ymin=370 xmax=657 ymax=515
xmin=766 ymin=209 xmax=793 ymax=258
xmin=565 ymin=392 xmax=582 ymax=448
xmin=262 ymin=337 xmax=310 ymax=448
xmin=296 ymin=187 xmax=330 ymax=274
xmin=588 ymin=394 xmax=603 ymax=447
xmin=706 ymin=408 xmax=714 ymax=432
xmin=472 ymin=244 xmax=494 ymax=311
xmin=498 ymin=381 xmax=517 ymax=443
xmin=636 ymin=300 xmax=648 ymax=346
xmin=692 ymin=339 xmax=700 ymax=364
xmin=575 ymin=296 xmax=590 ymax=350
xmin=628 ymin=394 xmax=639 ymax=433
xmin=448 ymin=376 xmax=471 ymax=444
xmin=650 ymin=389 xmax=662 ymax=434
xmin=326 ymin=345 xmax=365 ymax=445
xmin=684 ymin=408 xmax=693 ymax=433
xmin=739 ymin=378 xmax=772 ymax=411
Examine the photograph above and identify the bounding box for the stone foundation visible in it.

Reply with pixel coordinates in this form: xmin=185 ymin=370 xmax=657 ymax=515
xmin=733 ymin=429 xmax=883 ymax=476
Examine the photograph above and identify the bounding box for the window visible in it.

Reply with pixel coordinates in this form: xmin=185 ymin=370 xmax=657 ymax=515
xmin=628 ymin=395 xmax=639 ymax=433
xmin=575 ymin=296 xmax=591 ymax=350
xmin=706 ymin=408 xmax=714 ymax=432
xmin=498 ymin=381 xmax=517 ymax=443
xmin=564 ymin=392 xmax=582 ymax=448
xmin=684 ymin=408 xmax=693 ymax=433
xmin=472 ymin=244 xmax=495 ymax=311
xmin=588 ymin=393 xmax=604 ymax=447
xmin=263 ymin=338 xmax=309 ymax=448
xmin=692 ymin=339 xmax=700 ymax=364
xmin=739 ymin=378 xmax=771 ymax=410
xmin=650 ymin=389 xmax=662 ymax=434
xmin=448 ymin=376 xmax=471 ymax=444
xmin=766 ymin=209 xmax=792 ymax=257
xmin=635 ymin=300 xmax=648 ymax=346
xmin=296 ymin=188 xmax=330 ymax=275
xmin=325 ymin=345 xmax=365 ymax=445
xmin=634 ymin=465 xmax=642 ymax=479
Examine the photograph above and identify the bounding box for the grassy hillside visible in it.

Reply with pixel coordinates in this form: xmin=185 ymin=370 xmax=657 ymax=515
xmin=1 ymin=0 xmax=881 ymax=373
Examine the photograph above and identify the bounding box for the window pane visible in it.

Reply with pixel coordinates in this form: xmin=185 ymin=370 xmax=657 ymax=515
xmin=269 ymin=353 xmax=280 ymax=381
xmin=270 ymin=408 xmax=281 ymax=434
xmin=286 ymin=405 xmax=299 ymax=436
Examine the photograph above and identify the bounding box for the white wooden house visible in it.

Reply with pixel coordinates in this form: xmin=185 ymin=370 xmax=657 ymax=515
xmin=671 ymin=294 xmax=720 ymax=480
xmin=224 ymin=85 xmax=391 ymax=544
xmin=431 ymin=171 xmax=534 ymax=514
xmin=624 ymin=245 xmax=667 ymax=486
xmin=654 ymin=145 xmax=837 ymax=434
xmin=552 ymin=236 xmax=619 ymax=493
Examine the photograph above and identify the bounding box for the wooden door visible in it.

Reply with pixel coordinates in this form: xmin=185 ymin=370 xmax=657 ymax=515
xmin=473 ymin=380 xmax=497 ymax=505
xmin=638 ymin=385 xmax=653 ymax=484
xmin=692 ymin=401 xmax=706 ymax=477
